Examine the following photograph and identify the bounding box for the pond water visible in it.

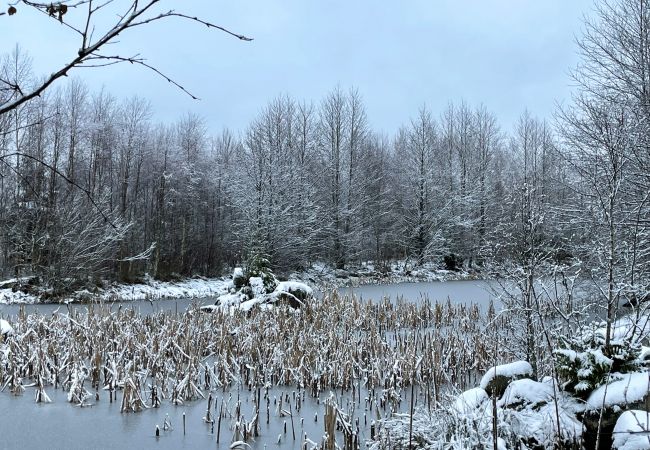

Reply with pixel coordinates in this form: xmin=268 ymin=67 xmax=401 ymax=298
xmin=0 ymin=279 xmax=515 ymax=449
xmin=0 ymin=370 xmax=429 ymax=449
xmin=0 ymin=385 xmax=353 ymax=449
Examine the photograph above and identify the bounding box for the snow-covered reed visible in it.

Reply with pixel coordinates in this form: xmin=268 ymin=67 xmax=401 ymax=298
xmin=0 ymin=293 xmax=508 ymax=429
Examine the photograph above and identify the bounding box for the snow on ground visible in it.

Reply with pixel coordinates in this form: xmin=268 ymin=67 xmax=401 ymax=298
xmin=0 ymin=289 xmax=37 ymax=304
xmin=613 ymin=410 xmax=650 ymax=450
xmin=295 ymin=260 xmax=478 ymax=288
xmin=453 ymin=387 xmax=488 ymax=415
xmin=586 ymin=371 xmax=650 ymax=411
xmin=0 ymin=276 xmax=231 ymax=305
xmin=503 ymin=395 xmax=583 ymax=447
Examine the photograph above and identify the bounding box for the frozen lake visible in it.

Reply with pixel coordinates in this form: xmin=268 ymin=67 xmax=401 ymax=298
xmin=339 ymin=279 xmax=497 ymax=306
xmin=0 ymin=383 xmax=393 ymax=450
xmin=0 ymin=279 xmax=498 ymax=449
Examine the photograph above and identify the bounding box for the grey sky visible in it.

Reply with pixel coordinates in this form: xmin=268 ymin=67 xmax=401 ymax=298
xmin=2 ymin=0 xmax=593 ymax=135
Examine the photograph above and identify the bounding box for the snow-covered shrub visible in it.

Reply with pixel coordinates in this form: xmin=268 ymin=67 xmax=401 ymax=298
xmin=453 ymin=387 xmax=488 ymax=416
xmin=585 ymin=371 xmax=650 ymax=412
xmin=581 ymin=371 xmax=650 ymax=450
xmin=555 ymin=323 xmax=643 ymax=399
xmin=371 ymin=383 xmax=582 ymax=450
xmin=498 ymin=378 xmax=554 ymax=410
xmin=500 ymin=392 xmax=583 ymax=449
xmin=203 ymin=265 xmax=313 ymax=312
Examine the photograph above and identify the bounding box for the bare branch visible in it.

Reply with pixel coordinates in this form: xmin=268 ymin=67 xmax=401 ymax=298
xmin=85 ymin=54 xmax=199 ymax=99
xmin=129 ymin=11 xmax=253 ymax=41
xmin=0 ymin=0 xmax=251 ymax=116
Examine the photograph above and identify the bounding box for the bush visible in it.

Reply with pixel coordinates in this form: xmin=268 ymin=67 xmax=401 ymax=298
xmin=443 ymin=253 xmax=462 ymax=271
xmin=555 ymin=324 xmax=643 ymax=399
xmin=245 ymin=251 xmax=278 ymax=294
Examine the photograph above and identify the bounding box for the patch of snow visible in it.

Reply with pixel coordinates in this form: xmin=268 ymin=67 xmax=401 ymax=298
xmin=239 ymin=297 xmax=264 ymax=312
xmin=454 ymin=387 xmax=488 ymax=415
xmin=215 ymin=293 xmax=246 ymax=308
xmin=640 ymin=346 xmax=650 ymax=363
xmin=293 ymin=259 xmax=478 ymax=289
xmin=503 ymin=396 xmax=583 ymax=447
xmin=249 ymin=277 xmax=265 ymax=296
xmin=479 ymin=361 xmax=533 ymax=391
xmin=199 ymin=304 xmax=219 ymax=313
xmin=595 ymin=313 xmax=650 ymax=346
xmin=0 ymin=288 xmax=38 ymax=304
xmin=613 ymin=410 xmax=650 ymax=450
xmin=499 ymin=378 xmax=554 ymax=409
xmin=586 ymin=371 xmax=650 ymax=410
xmin=275 ymin=281 xmax=313 ymax=295
xmin=0 ymin=319 xmax=13 ymax=336
xmin=0 ymin=277 xmax=31 ymax=289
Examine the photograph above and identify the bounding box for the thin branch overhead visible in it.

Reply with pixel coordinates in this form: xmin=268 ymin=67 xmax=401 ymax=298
xmin=85 ymin=54 xmax=200 ymax=99
xmin=0 ymin=0 xmax=252 ymax=115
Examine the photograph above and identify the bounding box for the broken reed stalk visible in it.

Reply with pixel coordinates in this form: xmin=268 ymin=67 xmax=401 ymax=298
xmin=205 ymin=393 xmax=212 ymax=423
xmin=324 ymin=397 xmax=336 ymax=450
xmin=408 ymin=380 xmax=415 ymax=449
xmin=289 ymin=400 xmax=295 ymax=440
xmin=217 ymin=401 xmax=223 ymax=443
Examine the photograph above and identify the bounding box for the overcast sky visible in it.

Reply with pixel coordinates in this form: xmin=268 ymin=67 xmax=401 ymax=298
xmin=1 ymin=0 xmax=593 ymax=135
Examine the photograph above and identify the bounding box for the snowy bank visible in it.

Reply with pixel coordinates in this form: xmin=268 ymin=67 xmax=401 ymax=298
xmin=294 ymin=260 xmax=480 ymax=289
xmin=95 ymin=277 xmax=230 ymax=302
xmin=0 ymin=276 xmax=230 ymax=305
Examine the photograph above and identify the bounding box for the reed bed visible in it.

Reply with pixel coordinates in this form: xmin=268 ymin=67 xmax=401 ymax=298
xmin=0 ymin=292 xmax=513 ymax=415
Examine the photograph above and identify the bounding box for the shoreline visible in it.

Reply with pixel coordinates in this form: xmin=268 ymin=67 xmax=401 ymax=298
xmin=0 ymin=264 xmax=484 ymax=305
xmin=0 ymin=276 xmax=231 ymax=305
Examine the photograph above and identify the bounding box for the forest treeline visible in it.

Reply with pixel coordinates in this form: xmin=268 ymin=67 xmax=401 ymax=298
xmin=0 ymin=0 xmax=649 ymax=300
xmin=0 ymin=77 xmax=559 ymax=283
